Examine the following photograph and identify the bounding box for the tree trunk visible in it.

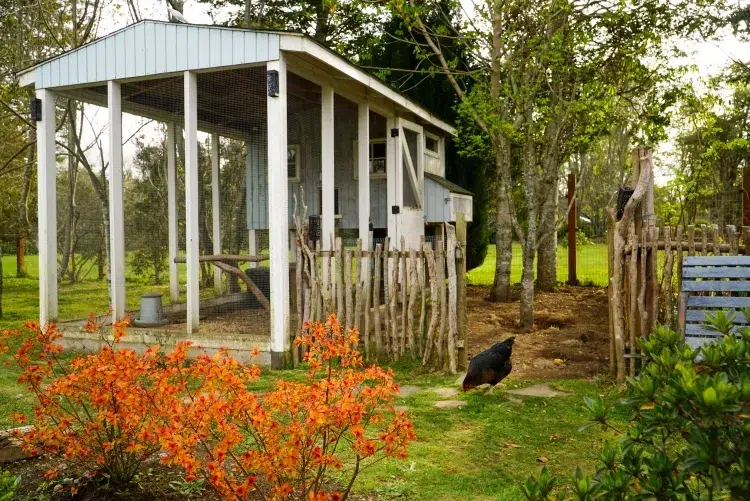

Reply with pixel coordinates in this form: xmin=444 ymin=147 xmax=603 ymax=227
xmin=536 ymin=173 xmax=558 ymax=291
xmin=17 ymin=127 xmax=35 ymax=277
xmin=519 ymin=111 xmax=537 ymax=329
xmin=490 ymin=140 xmax=513 ymax=302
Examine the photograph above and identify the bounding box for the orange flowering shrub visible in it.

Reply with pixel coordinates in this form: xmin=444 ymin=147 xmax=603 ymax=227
xmin=0 ymin=314 xmax=173 ymax=486
xmin=159 ymin=314 xmax=416 ymax=500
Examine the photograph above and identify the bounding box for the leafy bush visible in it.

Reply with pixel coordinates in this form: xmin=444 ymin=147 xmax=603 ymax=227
xmin=159 ymin=314 xmax=416 ymax=500
xmin=521 ymin=312 xmax=750 ymax=500
xmin=0 ymin=315 xmax=171 ymax=487
xmin=0 ymin=470 xmax=20 ymax=501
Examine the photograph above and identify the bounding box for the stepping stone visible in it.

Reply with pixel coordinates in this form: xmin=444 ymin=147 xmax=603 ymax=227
xmin=505 ymin=383 xmax=569 ymax=398
xmin=397 ymin=385 xmax=421 ymax=397
xmin=455 ymin=373 xmax=467 ymax=386
xmin=394 ymin=405 xmax=409 ymax=412
xmin=433 ymin=387 xmax=459 ymax=398
xmin=435 ymin=400 xmax=465 ymax=409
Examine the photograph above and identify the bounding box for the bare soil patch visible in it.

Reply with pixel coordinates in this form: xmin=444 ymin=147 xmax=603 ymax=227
xmin=467 ymin=285 xmax=610 ymax=379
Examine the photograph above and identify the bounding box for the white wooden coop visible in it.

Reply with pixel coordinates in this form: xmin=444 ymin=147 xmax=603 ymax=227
xmin=18 ymin=20 xmax=471 ymax=366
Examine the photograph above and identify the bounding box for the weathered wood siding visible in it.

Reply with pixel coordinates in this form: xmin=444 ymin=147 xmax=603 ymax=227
xmin=34 ymin=21 xmax=279 ymax=89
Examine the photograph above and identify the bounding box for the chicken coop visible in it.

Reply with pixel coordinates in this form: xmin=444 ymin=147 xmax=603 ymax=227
xmin=18 ymin=20 xmax=471 ymax=367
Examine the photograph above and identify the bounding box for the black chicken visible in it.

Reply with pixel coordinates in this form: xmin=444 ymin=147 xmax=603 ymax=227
xmin=461 ymin=337 xmax=514 ymax=394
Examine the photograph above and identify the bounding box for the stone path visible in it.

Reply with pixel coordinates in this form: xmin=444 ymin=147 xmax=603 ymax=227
xmin=505 ymin=383 xmax=569 ymax=398
xmin=396 ymin=380 xmax=569 ymax=410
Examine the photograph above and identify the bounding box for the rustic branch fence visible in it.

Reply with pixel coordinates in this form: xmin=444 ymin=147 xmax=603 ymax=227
xmin=291 ymin=192 xmax=467 ymax=372
xmin=608 ymin=147 xmax=749 ymax=382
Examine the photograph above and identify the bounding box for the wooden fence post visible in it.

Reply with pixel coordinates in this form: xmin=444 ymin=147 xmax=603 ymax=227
xmin=607 ymin=219 xmax=615 ymax=376
xmin=567 ymin=173 xmax=577 ymax=285
xmin=456 ymin=214 xmax=468 ymax=371
xmin=743 ymin=166 xmax=750 ymax=227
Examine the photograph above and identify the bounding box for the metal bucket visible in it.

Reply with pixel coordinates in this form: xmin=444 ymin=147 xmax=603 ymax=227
xmin=133 ymin=293 xmax=168 ymax=327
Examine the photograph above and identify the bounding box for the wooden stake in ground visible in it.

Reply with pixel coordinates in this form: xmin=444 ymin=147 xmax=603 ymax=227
xmin=344 ymin=250 xmax=353 ymax=332
xmin=437 ymin=244 xmax=447 ymax=367
xmin=400 ymin=237 xmax=408 ymax=356
xmin=336 ymin=237 xmax=344 ymax=320
xmin=455 ymin=214 xmax=468 ymax=370
xmin=446 ymin=223 xmax=459 ymax=374
xmin=422 ymin=243 xmax=438 ymax=366
xmin=383 ymin=237 xmax=392 ymax=357
xmin=701 ymin=224 xmax=708 ymax=256
xmin=407 ymin=250 xmax=418 ymax=357
xmin=663 ymin=226 xmax=673 ymax=329
xmin=354 ymin=241 xmax=364 ymax=352
xmin=373 ymin=243 xmax=383 ymax=357
xmin=390 ymin=248 xmax=400 ymax=361
xmin=417 ymin=247 xmax=426 ymax=358
xmin=637 ymin=231 xmax=647 ymax=362
xmin=607 ymin=146 xmax=653 ymax=383
xmin=294 ymin=240 xmax=303 ymax=366
xmin=649 ymin=225 xmax=659 ymax=329
xmin=687 ymin=225 xmax=695 ymax=256
xmin=627 ymin=223 xmax=637 ymax=377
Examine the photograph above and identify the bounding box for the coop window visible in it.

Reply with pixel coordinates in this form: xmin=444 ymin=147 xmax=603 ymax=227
xmin=425 ymin=133 xmax=440 ymax=158
xmin=318 ymin=187 xmax=341 ymax=217
xmin=353 ymin=138 xmax=387 ymax=179
xmin=287 ymin=144 xmax=300 ymax=182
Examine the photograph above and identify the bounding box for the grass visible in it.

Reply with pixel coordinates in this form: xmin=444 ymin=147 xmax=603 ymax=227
xmin=468 ymin=243 xmax=609 ymax=287
xmin=0 ymin=251 xmax=625 ymax=499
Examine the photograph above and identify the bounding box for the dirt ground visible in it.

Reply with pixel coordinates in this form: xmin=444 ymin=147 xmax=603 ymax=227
xmin=467 ymin=285 xmax=610 ymax=379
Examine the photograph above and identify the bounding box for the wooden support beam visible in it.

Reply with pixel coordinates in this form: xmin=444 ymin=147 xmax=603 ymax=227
xmin=386 ymin=115 xmax=397 ymax=248
xmin=321 ymin=83 xmax=335 ymax=251
xmin=358 ymin=102 xmax=370 ymax=276
xmin=211 ymin=132 xmax=222 ymax=294
xmin=167 ymin=123 xmax=179 ymax=303
xmin=174 ymin=254 xmax=268 ymax=263
xmin=37 ymin=89 xmax=58 ymax=326
xmin=108 ymin=81 xmax=126 ymax=323
xmin=267 ymin=55 xmax=290 ymax=367
xmin=184 ymin=71 xmax=200 ymax=333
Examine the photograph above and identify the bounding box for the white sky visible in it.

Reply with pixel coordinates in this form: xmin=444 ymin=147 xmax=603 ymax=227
xmin=85 ymin=1 xmax=750 ymax=181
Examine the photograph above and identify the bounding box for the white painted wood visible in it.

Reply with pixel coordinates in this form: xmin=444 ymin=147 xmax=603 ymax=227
xmin=167 ymin=123 xmax=179 ymax=303
xmin=211 ymin=133 xmax=222 ymax=294
xmin=267 ymin=56 xmax=290 ymax=355
xmin=248 ymin=229 xmax=258 ymax=269
xmin=36 ymin=89 xmax=58 ymax=326
xmin=280 ymin=37 xmax=455 ymax=135
xmin=108 ymin=81 xmax=126 ymax=322
xmin=358 ymin=102 xmax=371 ymax=275
xmin=20 ymin=21 xmax=281 ymax=90
xmin=358 ymin=103 xmax=370 ymax=244
xmin=321 ymin=83 xmax=335 ymax=250
xmin=400 ymin=134 xmax=422 ymax=207
xmin=184 ymin=71 xmax=200 ymax=332
xmin=386 ymin=115 xmax=397 ymax=249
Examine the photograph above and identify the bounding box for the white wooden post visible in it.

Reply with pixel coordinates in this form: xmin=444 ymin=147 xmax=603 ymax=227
xmin=386 ymin=115 xmax=397 ymax=249
xmin=267 ymin=55 xmax=290 ymax=368
xmin=321 ymin=83 xmax=335 ymax=290
xmin=167 ymin=123 xmax=179 ymax=303
xmin=108 ymin=81 xmax=126 ymax=322
xmin=321 ymin=83 xmax=335 ymax=249
xmin=184 ymin=71 xmax=200 ymax=332
xmin=36 ymin=89 xmax=58 ymax=326
xmin=248 ymin=229 xmax=258 ymax=268
xmin=358 ymin=102 xmax=370 ymax=271
xmin=211 ymin=132 xmax=222 ymax=294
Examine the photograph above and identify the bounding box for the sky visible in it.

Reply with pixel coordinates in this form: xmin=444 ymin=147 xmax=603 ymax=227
xmin=86 ymin=0 xmax=750 ymax=180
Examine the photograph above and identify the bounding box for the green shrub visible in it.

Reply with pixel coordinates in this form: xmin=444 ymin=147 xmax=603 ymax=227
xmin=0 ymin=470 xmax=20 ymax=501
xmin=521 ymin=311 xmax=750 ymax=500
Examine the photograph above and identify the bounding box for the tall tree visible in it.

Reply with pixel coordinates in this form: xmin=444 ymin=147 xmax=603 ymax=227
xmin=388 ymin=0 xmax=726 ymax=327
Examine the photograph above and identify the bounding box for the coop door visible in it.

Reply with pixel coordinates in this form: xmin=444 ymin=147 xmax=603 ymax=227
xmin=396 ymin=118 xmax=424 ymax=249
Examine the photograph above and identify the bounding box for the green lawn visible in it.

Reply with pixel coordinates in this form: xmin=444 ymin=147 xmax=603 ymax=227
xmin=0 ymin=251 xmax=624 ymax=500
xmin=468 ymin=243 xmax=609 ymax=287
